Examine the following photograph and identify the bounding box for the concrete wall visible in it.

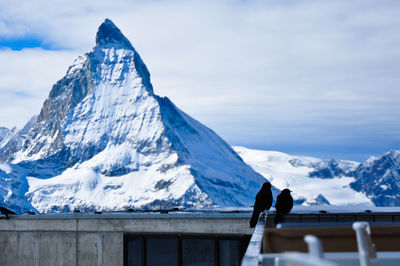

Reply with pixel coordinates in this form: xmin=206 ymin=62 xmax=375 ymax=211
xmin=0 ymin=212 xmax=252 ymax=266
xmin=0 ymin=230 xmax=122 ymax=266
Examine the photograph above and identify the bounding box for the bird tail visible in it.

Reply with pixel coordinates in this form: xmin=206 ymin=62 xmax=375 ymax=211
xmin=249 ymin=212 xmax=259 ymax=228
xmin=273 ymin=212 xmax=285 ymax=225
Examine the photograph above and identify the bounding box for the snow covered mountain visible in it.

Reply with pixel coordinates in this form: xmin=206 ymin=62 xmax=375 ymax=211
xmin=0 ymin=19 xmax=267 ymax=213
xmin=235 ymin=146 xmax=400 ymax=207
xmin=234 ymin=146 xmax=372 ymax=206
xmin=350 ymin=150 xmax=400 ymax=206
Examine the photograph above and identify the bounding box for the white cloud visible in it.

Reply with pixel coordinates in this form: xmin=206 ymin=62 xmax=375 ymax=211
xmin=0 ymin=0 xmax=399 ymax=160
xmin=0 ymin=49 xmax=79 ymax=127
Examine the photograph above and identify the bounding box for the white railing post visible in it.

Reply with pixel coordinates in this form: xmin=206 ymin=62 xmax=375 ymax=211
xmin=304 ymin=235 xmax=324 ymax=259
xmin=352 ymin=222 xmax=378 ymax=266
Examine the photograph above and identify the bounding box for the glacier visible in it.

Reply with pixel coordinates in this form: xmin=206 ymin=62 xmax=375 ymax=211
xmin=0 ymin=19 xmax=267 ymax=213
xmin=234 ymin=146 xmax=400 ymax=207
xmin=234 ymin=146 xmax=372 ymax=206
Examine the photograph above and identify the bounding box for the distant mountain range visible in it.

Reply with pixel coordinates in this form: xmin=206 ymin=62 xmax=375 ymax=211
xmin=0 ymin=19 xmax=398 ymax=213
xmin=235 ymin=147 xmax=400 ymax=207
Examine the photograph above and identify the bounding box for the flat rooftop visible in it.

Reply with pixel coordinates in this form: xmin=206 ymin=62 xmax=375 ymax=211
xmin=1 ymin=206 xmax=400 ymax=266
xmin=3 ymin=205 xmax=400 ymax=219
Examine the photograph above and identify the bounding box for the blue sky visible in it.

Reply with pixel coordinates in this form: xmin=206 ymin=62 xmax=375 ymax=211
xmin=0 ymin=0 xmax=399 ymax=161
xmin=0 ymin=38 xmax=44 ymax=50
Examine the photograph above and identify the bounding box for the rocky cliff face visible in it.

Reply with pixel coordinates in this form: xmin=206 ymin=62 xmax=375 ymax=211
xmin=350 ymin=151 xmax=400 ymax=206
xmin=0 ymin=127 xmax=10 ymax=142
xmin=0 ymin=19 xmax=267 ymax=213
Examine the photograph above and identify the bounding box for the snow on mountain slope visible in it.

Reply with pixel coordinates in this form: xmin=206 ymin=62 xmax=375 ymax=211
xmin=0 ymin=127 xmax=10 ymax=142
xmin=156 ymin=97 xmax=270 ymax=207
xmin=0 ymin=127 xmax=14 ymax=149
xmin=0 ymin=116 xmax=37 ymax=162
xmin=0 ymin=163 xmax=34 ymax=212
xmin=233 ymin=146 xmax=373 ymax=206
xmin=0 ymin=19 xmax=266 ymax=213
xmin=350 ymin=150 xmax=400 ymax=206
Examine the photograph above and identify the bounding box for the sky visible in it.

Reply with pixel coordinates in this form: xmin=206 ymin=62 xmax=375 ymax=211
xmin=0 ymin=0 xmax=399 ymax=161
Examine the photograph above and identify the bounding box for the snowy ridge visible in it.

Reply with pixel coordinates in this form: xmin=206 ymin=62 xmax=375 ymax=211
xmin=0 ymin=127 xmax=10 ymax=142
xmin=350 ymin=150 xmax=400 ymax=206
xmin=233 ymin=146 xmax=373 ymax=206
xmin=0 ymin=116 xmax=37 ymax=162
xmin=0 ymin=127 xmax=15 ymax=149
xmin=0 ymin=163 xmax=34 ymax=212
xmin=157 ymin=97 xmax=268 ymax=207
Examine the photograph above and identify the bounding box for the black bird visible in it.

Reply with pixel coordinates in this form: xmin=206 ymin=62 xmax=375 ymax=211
xmin=250 ymin=182 xmax=273 ymax=228
xmin=0 ymin=206 xmax=16 ymax=219
xmin=275 ymin=189 xmax=293 ymax=214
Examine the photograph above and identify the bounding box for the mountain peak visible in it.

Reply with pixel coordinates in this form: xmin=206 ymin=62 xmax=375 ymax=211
xmin=95 ymin=18 xmax=133 ymax=49
xmin=0 ymin=19 xmax=267 ymax=213
xmin=386 ymin=150 xmax=400 ymax=162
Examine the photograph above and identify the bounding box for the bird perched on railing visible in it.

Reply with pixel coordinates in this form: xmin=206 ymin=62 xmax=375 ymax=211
xmin=275 ymin=189 xmax=293 ymax=214
xmin=0 ymin=206 xmax=16 ymax=219
xmin=274 ymin=189 xmax=293 ymax=224
xmin=250 ymin=182 xmax=273 ymax=228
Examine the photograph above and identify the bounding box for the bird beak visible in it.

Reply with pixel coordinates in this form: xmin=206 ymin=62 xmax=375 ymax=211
xmin=271 ymin=184 xmax=274 ymax=187
xmin=289 ymin=190 xmax=292 ymax=192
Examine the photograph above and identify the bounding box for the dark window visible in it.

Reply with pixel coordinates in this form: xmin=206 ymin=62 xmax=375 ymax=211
xmin=182 ymin=239 xmax=215 ymax=266
xmin=146 ymin=238 xmax=178 ymax=266
xmin=124 ymin=234 xmax=250 ymax=266
xmin=127 ymin=238 xmax=143 ymax=266
xmin=219 ymin=240 xmax=240 ymax=266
